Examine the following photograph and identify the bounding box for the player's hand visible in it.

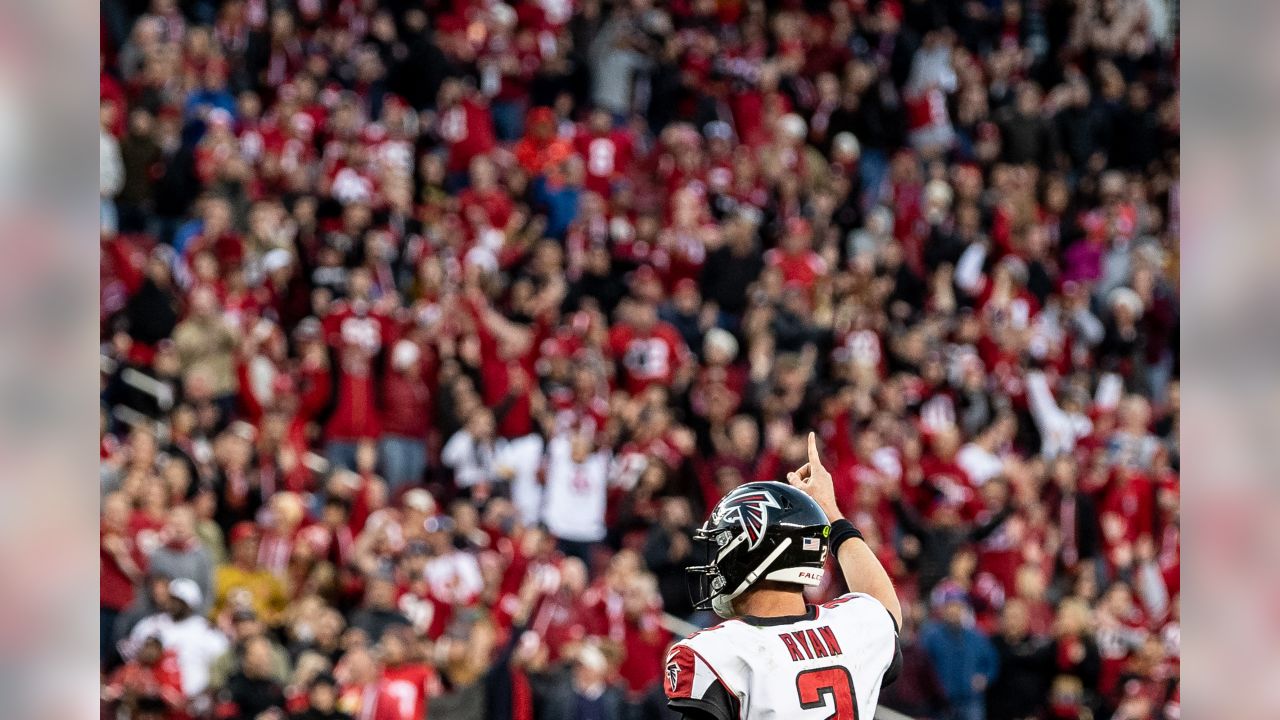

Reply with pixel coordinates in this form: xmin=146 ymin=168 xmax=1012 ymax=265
xmin=787 ymin=432 xmax=842 ymax=522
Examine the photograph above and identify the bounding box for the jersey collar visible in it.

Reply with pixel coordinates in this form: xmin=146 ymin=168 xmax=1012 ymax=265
xmin=737 ymin=604 xmax=818 ymax=627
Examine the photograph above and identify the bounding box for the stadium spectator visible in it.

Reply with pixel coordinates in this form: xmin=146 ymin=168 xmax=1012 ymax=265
xmin=102 ymin=491 xmax=146 ymax=663
xmin=148 ymin=504 xmax=215 ymax=614
xmin=125 ymin=578 xmax=230 ymax=699
xmin=541 ymin=429 xmax=612 ymax=562
xmin=216 ymin=634 xmax=288 ymax=718
xmin=103 ymin=635 xmax=186 ymax=718
xmin=920 ymin=588 xmax=999 ymax=720
xmin=212 ymin=521 xmax=288 ymax=625
xmin=289 ymin=672 xmax=352 ymax=720
xmin=986 ymin=599 xmax=1055 ymax=720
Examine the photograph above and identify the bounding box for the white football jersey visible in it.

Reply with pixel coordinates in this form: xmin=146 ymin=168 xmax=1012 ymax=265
xmin=540 ymin=435 xmax=612 ymax=543
xmin=665 ymin=593 xmax=901 ymax=720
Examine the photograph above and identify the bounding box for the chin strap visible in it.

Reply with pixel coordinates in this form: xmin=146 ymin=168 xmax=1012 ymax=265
xmin=719 ymin=537 xmax=794 ymax=609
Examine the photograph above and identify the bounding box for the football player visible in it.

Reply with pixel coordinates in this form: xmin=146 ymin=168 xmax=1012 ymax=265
xmin=666 ymin=433 xmax=903 ymax=719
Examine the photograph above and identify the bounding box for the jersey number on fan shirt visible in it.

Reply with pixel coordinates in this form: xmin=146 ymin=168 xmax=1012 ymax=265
xmin=795 ymin=666 xmax=858 ymax=720
xmin=384 ymin=679 xmax=418 ymax=720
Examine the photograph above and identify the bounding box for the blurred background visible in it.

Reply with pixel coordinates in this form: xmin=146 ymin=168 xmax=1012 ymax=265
xmin=89 ymin=1 xmax=1187 ymax=719
xmin=30 ymin=0 xmax=1280 ymax=719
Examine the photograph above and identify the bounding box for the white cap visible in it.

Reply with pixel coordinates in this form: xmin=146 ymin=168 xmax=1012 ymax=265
xmin=924 ymin=179 xmax=953 ymax=207
xmin=778 ymin=113 xmax=807 ymax=140
xmin=577 ymin=642 xmax=607 ymax=672
xmin=489 ymin=3 xmax=516 ymax=27
xmin=403 ymin=488 xmax=436 ymax=514
xmin=169 ymin=578 xmax=203 ymax=609
xmin=1109 ymin=287 xmax=1145 ymax=319
xmin=391 ymin=339 xmax=421 ymax=371
xmin=262 ymin=248 xmax=293 ymax=273
xmin=833 ymin=132 xmax=861 ymax=159
xmin=703 ymin=328 xmax=739 ymax=361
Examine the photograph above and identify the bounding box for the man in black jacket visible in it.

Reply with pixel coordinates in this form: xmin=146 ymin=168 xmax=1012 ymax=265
xmin=641 ymin=496 xmax=697 ymax=618
xmin=1048 ymin=455 xmax=1102 ymax=583
xmin=528 ymin=642 xmax=626 ymax=720
xmin=699 ymin=212 xmax=763 ymax=319
xmin=889 ymin=479 xmax=1016 ymax=595
xmin=221 ymin=634 xmax=287 ymax=719
xmin=987 ymin=599 xmax=1055 ymax=720
xmin=289 ymin=673 xmax=353 ymax=720
xmin=348 ymin=576 xmax=412 ymax=642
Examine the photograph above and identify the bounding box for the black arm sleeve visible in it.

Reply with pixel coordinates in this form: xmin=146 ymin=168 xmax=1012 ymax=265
xmin=883 ymin=608 xmax=904 ymax=686
xmin=891 ymin=497 xmax=928 ymax=537
xmin=668 ymin=679 xmax=739 ymax=720
xmin=969 ymin=505 xmax=1015 ymax=543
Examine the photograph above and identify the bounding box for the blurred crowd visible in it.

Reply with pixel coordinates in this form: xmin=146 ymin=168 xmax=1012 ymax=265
xmin=99 ymin=0 xmax=1179 ymax=719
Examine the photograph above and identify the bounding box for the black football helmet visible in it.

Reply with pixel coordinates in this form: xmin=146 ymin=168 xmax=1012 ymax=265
xmin=687 ymin=481 xmax=831 ymax=618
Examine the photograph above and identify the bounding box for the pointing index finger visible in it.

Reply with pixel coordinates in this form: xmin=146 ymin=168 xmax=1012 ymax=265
xmin=807 ymin=431 xmax=820 ymax=466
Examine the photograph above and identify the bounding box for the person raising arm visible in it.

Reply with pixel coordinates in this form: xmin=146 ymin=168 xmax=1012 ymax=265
xmin=788 ymin=431 xmax=904 ymax=630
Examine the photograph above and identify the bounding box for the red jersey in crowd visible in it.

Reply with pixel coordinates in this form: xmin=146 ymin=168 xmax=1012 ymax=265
xmin=322 ymin=300 xmax=395 ymax=441
xmin=338 ymin=681 xmax=402 ymax=720
xmin=101 ymin=526 xmax=146 ymax=612
xmin=440 ymin=96 xmax=497 ymax=174
xmin=1097 ymin=604 xmax=1150 ymax=700
xmin=1101 ymin=469 xmax=1156 ymax=547
xmin=128 ymin=509 xmax=167 ymax=559
xmin=458 ymin=184 xmax=515 ymax=231
xmin=397 ymin=583 xmax=453 ymax=641
xmin=466 ymin=298 xmax=544 ymax=438
xmin=619 ymin=610 xmax=668 ymax=696
xmin=608 ymin=320 xmax=689 ymax=395
xmin=763 ymin=246 xmax=827 ymax=293
xmin=576 ymin=126 xmax=635 ymax=197
xmin=528 ymin=590 xmax=590 ymax=663
xmin=380 ymin=338 xmax=436 ymax=439
xmin=917 ymin=453 xmax=977 ymax=519
xmin=104 ymin=648 xmax=185 ymax=714
xmin=381 ymin=662 xmax=440 ymax=720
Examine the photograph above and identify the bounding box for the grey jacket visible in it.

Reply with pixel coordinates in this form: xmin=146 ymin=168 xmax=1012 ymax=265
xmin=149 ymin=544 xmax=214 ymax=614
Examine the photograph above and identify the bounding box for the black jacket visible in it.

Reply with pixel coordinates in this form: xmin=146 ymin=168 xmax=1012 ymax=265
xmin=528 ymin=667 xmax=626 ymax=720
xmin=223 ymin=673 xmax=286 ymax=719
xmin=291 ymin=711 xmax=353 ymax=720
xmin=699 ymin=246 xmax=763 ymax=317
xmin=987 ymin=633 xmax=1054 ymax=720
xmin=892 ymin=499 xmax=1015 ymax=594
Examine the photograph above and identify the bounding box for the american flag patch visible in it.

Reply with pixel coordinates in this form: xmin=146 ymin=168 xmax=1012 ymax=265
xmin=803 ymin=537 xmax=820 ymax=551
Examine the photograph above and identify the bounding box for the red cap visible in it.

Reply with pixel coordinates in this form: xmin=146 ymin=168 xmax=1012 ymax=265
xmin=436 ymin=14 xmax=466 ymax=33
xmin=229 ymin=521 xmax=260 ymax=545
xmin=527 ymin=106 xmax=556 ymax=126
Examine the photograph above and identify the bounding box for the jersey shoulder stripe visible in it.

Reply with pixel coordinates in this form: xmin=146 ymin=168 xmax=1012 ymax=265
xmin=665 ymin=641 xmax=742 ymax=720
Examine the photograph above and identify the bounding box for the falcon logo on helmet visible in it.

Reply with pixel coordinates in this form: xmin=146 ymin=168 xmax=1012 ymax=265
xmin=687 ymin=481 xmax=831 ymax=619
xmin=718 ymin=488 xmax=781 ymax=551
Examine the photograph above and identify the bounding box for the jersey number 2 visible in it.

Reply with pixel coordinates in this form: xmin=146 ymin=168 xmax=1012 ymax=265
xmin=795 ymin=666 xmax=858 ymax=719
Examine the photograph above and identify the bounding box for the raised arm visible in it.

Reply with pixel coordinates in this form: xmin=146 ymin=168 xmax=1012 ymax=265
xmin=788 ymin=432 xmax=903 ymax=629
